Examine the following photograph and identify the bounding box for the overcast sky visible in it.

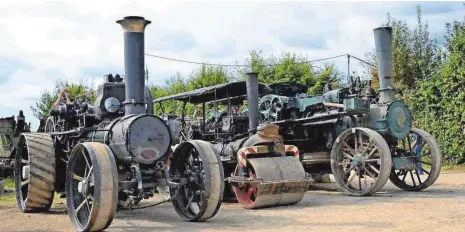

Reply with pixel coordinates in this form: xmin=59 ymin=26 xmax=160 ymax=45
xmin=0 ymin=1 xmax=463 ymax=130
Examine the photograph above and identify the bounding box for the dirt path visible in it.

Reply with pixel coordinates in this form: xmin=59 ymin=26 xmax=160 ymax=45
xmin=1 ymin=171 xmax=465 ymax=232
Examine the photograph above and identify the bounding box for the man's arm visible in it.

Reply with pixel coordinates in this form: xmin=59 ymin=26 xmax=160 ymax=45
xmin=52 ymin=90 xmax=65 ymax=109
xmin=52 ymin=95 xmax=62 ymax=108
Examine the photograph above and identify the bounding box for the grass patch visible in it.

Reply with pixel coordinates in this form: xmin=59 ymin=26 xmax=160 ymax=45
xmin=51 ymin=193 xmax=66 ymax=208
xmin=0 ymin=178 xmax=66 ymax=210
xmin=0 ymin=193 xmax=16 ymax=207
xmin=442 ymin=165 xmax=465 ymax=171
xmin=3 ymin=177 xmax=14 ymax=190
xmin=0 ymin=190 xmax=67 ymax=210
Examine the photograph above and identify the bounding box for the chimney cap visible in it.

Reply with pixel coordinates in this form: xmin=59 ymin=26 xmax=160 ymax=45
xmin=116 ymin=16 xmax=151 ymax=33
xmin=374 ymin=26 xmax=392 ymax=32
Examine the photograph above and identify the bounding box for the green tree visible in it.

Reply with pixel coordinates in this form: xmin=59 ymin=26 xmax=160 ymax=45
xmin=241 ymin=50 xmax=342 ymax=88
xmin=152 ymin=72 xmax=189 ymax=116
xmin=412 ymin=19 xmax=465 ymax=164
xmin=152 ymin=65 xmax=230 ymax=117
xmin=244 ymin=50 xmax=277 ymax=83
xmin=188 ymin=65 xmax=229 ymax=89
xmin=308 ymin=63 xmax=340 ymax=95
xmin=273 ymin=52 xmax=315 ymax=85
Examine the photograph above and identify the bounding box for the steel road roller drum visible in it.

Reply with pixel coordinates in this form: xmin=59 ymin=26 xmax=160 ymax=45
xmin=228 ymin=144 xmax=310 ymax=209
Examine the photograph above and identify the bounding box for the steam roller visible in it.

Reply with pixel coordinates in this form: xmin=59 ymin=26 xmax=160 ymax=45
xmin=227 ymin=73 xmax=311 ymax=209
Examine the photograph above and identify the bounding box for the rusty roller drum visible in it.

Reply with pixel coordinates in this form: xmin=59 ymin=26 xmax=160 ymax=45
xmin=233 ymin=156 xmax=306 ymax=209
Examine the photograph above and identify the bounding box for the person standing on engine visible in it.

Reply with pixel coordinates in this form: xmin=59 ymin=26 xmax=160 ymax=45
xmin=52 ymin=87 xmax=72 ymax=110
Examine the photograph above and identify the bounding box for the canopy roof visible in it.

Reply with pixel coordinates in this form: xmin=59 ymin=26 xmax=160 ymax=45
xmin=153 ymin=81 xmax=272 ymax=104
xmin=206 ymin=95 xmax=247 ymax=106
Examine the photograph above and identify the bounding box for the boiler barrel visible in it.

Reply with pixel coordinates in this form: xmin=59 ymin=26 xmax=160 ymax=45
xmin=86 ymin=114 xmax=172 ymax=164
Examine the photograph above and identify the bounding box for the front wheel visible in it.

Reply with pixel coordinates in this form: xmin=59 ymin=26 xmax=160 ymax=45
xmin=169 ymin=141 xmax=224 ymax=222
xmin=330 ymin=127 xmax=392 ymax=196
xmin=389 ymin=128 xmax=442 ymax=191
xmin=66 ymin=142 xmax=118 ymax=232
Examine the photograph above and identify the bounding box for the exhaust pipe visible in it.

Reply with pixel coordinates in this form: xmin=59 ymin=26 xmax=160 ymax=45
xmin=246 ymin=72 xmax=259 ymax=135
xmin=374 ymin=26 xmax=396 ymax=103
xmin=117 ymin=16 xmax=151 ymax=115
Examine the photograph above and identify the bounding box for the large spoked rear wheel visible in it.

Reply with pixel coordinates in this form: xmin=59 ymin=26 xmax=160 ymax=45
xmin=330 ymin=128 xmax=392 ymax=196
xmin=169 ymin=141 xmax=224 ymax=222
xmin=14 ymin=133 xmax=56 ymax=213
xmin=66 ymin=142 xmax=118 ymax=232
xmin=389 ymin=128 xmax=442 ymax=191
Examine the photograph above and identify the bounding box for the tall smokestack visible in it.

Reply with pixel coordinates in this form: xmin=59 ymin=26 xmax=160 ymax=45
xmin=374 ymin=26 xmax=396 ymax=103
xmin=117 ymin=16 xmax=151 ymax=115
xmin=246 ymin=72 xmax=259 ymax=135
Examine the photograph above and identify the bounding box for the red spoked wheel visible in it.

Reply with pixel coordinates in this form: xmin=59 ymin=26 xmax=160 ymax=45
xmin=232 ymin=166 xmax=259 ymax=208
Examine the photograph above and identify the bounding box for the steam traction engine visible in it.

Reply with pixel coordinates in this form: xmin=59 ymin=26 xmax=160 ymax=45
xmin=258 ymin=27 xmax=442 ymax=196
xmin=14 ymin=16 xmax=224 ymax=232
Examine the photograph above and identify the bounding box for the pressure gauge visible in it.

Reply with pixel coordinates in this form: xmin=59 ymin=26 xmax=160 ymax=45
xmin=104 ymin=97 xmax=120 ymax=113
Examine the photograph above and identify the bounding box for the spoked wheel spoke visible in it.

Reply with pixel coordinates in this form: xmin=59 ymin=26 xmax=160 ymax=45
xmin=389 ymin=128 xmax=442 ymax=191
xmin=401 ymin=171 xmax=408 ymax=182
xmin=331 ymin=128 xmax=392 ymax=196
xmin=420 ymin=160 xmax=431 ymax=166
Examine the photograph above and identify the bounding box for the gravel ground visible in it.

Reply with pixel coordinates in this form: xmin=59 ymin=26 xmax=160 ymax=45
xmin=1 ymin=170 xmax=464 ymax=232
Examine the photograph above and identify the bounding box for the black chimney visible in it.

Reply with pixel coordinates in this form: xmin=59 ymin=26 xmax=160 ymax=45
xmin=117 ymin=16 xmax=151 ymax=115
xmin=246 ymin=72 xmax=259 ymax=135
